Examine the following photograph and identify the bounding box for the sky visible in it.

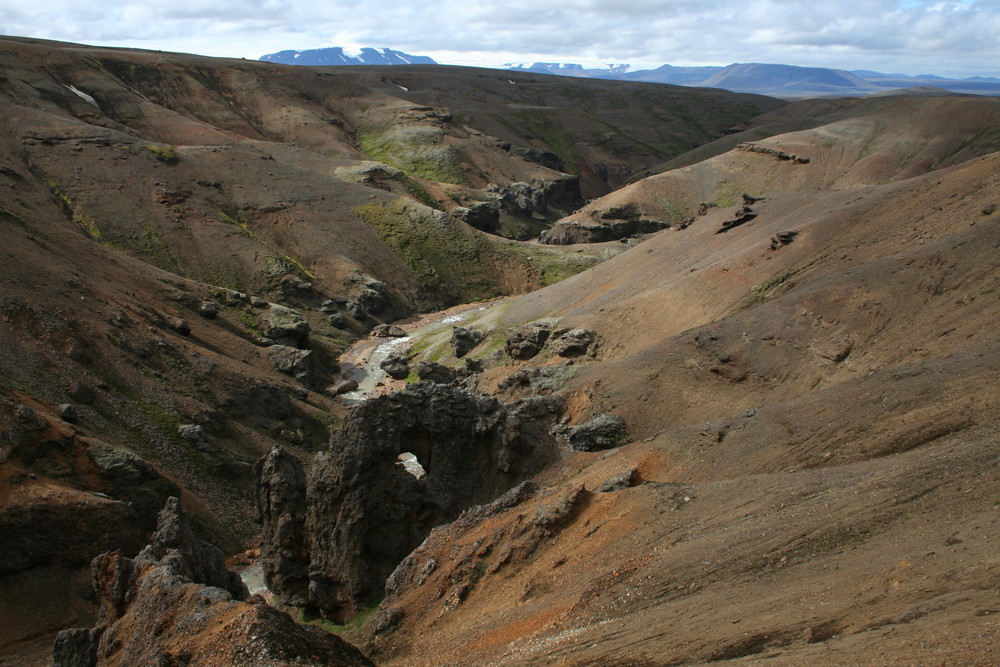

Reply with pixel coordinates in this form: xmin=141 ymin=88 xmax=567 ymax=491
xmin=1 ymin=0 xmax=998 ymax=79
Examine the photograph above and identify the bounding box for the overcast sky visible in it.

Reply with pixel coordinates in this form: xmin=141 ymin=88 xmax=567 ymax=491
xmin=2 ymin=0 xmax=998 ymax=78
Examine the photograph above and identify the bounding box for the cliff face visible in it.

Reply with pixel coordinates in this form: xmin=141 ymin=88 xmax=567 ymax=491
xmin=256 ymin=382 xmax=565 ymax=620
xmin=53 ymin=497 xmax=375 ymax=667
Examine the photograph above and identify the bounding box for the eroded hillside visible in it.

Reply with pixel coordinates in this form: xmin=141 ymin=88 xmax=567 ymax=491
xmin=1 ymin=35 xmax=998 ymax=667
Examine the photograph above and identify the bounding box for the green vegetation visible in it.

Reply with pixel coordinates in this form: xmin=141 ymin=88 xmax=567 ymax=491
xmin=713 ymin=181 xmax=743 ymax=208
xmin=356 ymin=199 xmax=509 ymax=304
xmin=47 ymin=181 xmax=104 ymax=241
xmin=124 ymin=220 xmax=178 ymax=271
xmin=505 ymin=243 xmax=602 ymax=286
xmin=146 ymin=144 xmax=179 ymax=164
xmin=296 ymin=602 xmax=381 ymax=642
xmin=359 ymin=126 xmax=471 ymax=185
xmin=495 ymin=110 xmax=581 ymax=173
xmin=216 ymin=209 xmax=316 ymax=284
xmin=736 ymin=256 xmax=817 ymax=311
xmin=0 ymin=202 xmax=25 ymax=226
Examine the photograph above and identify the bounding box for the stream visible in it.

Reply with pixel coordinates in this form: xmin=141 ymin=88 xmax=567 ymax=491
xmin=336 ymin=303 xmax=490 ymax=404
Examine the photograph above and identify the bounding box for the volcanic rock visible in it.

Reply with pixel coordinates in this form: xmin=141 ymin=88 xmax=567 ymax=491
xmin=263 ymin=305 xmax=310 ymax=348
xmin=254 ymin=445 xmax=310 ymax=606
xmin=451 ymin=326 xmax=485 ymax=358
xmin=380 ymin=353 xmax=411 ymax=380
xmin=373 ymin=323 xmax=406 ymax=338
xmin=415 ymin=361 xmax=455 ymax=384
xmin=553 ymin=413 xmax=628 ymax=452
xmin=267 ymin=345 xmax=314 ymax=385
xmin=327 ymin=379 xmax=359 ymax=396
xmin=551 ymin=328 xmax=597 ymax=357
xmin=53 ymin=498 xmax=375 ymax=667
xmin=504 ymin=321 xmax=553 ymax=359
xmin=296 ymin=383 xmax=564 ymax=620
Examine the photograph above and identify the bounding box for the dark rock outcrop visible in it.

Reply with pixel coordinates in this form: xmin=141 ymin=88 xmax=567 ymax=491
xmin=267 ymin=344 xmax=314 ymax=385
xmin=551 ymin=328 xmax=597 ymax=357
xmin=513 ymin=147 xmax=565 ymax=171
xmin=263 ymin=305 xmax=310 ymax=348
xmin=372 ymin=324 xmax=407 ymax=338
xmin=255 ymin=446 xmax=310 ymax=606
xmin=455 ymin=202 xmax=501 ymax=233
xmin=415 ymin=361 xmax=454 ymax=384
xmin=539 ymin=217 xmax=668 ymax=244
xmin=53 ymin=497 xmax=375 ymax=667
xmin=300 ymin=383 xmax=564 ymax=620
xmin=554 ymin=413 xmax=628 ymax=452
xmin=450 ymin=326 xmax=484 ymax=358
xmin=716 ymin=206 xmax=758 ymax=233
xmin=504 ymin=321 xmax=553 ymax=359
xmin=380 ymin=352 xmax=411 ymax=380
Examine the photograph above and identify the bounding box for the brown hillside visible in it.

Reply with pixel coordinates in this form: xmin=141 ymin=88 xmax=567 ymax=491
xmin=359 ymin=107 xmax=1000 ymax=666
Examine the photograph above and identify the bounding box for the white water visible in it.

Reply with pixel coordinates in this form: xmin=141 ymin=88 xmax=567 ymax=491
xmin=338 ymin=305 xmax=488 ymax=403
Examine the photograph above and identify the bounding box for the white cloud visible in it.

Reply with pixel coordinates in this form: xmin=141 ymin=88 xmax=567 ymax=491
xmin=1 ymin=0 xmax=997 ymax=77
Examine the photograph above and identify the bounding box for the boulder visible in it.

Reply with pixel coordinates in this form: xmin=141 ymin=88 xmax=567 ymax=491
xmin=554 ymin=413 xmax=628 ymax=452
xmin=327 ymin=379 xmax=359 ymax=396
xmin=373 ymin=324 xmax=407 ymax=338
xmin=177 ymin=423 xmax=206 ymax=443
xmin=267 ymin=345 xmax=313 ymax=385
xmin=451 ymin=326 xmax=484 ymax=358
xmin=198 ymin=300 xmax=219 ymax=318
xmin=380 ymin=353 xmax=410 ymax=380
xmin=263 ymin=305 xmax=310 ymax=348
xmin=415 ymin=361 xmax=454 ymax=384
xmin=551 ymin=328 xmax=597 ymax=357
xmin=504 ymin=321 xmax=553 ymax=360
xmin=58 ymin=403 xmax=78 ymax=423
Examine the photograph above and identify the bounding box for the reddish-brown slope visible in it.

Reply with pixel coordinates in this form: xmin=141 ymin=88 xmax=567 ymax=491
xmin=360 ymin=131 xmax=1000 ymax=666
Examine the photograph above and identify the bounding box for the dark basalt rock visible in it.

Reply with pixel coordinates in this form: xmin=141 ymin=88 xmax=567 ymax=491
xmin=716 ymin=206 xmax=758 ymax=233
xmin=53 ymin=497 xmax=374 ymax=667
xmin=554 ymin=413 xmax=628 ymax=452
xmin=539 ymin=217 xmax=668 ymax=244
xmin=551 ymin=328 xmax=597 ymax=358
xmin=263 ymin=305 xmax=310 ymax=348
xmin=255 ymin=445 xmax=310 ymax=606
xmin=455 ymin=202 xmax=500 ymax=233
xmin=380 ymin=352 xmax=411 ymax=380
xmin=298 ymin=383 xmax=564 ymax=621
xmin=451 ymin=326 xmax=484 ymax=358
xmin=267 ymin=345 xmax=314 ymax=385
xmin=504 ymin=321 xmax=553 ymax=360
xmin=415 ymin=361 xmax=454 ymax=384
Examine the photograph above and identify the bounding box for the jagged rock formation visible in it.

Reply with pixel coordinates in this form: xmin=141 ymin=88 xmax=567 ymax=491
xmin=450 ymin=327 xmax=484 ymax=358
xmin=53 ymin=498 xmax=375 ymax=667
xmin=504 ymin=321 xmax=554 ymax=359
xmin=257 ymin=383 xmax=565 ymax=620
xmin=254 ymin=446 xmax=310 ymax=606
xmin=539 ymin=216 xmax=669 ymax=244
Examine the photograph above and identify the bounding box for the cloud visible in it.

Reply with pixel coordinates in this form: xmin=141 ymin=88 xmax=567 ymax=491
xmin=1 ymin=0 xmax=998 ymax=77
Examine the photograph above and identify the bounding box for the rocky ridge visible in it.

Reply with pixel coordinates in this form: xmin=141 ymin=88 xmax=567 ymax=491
xmin=53 ymin=497 xmax=375 ymax=667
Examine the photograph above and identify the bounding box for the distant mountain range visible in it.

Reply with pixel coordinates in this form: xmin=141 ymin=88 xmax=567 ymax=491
xmin=260 ymin=47 xmax=436 ymax=67
xmin=507 ymin=61 xmax=1000 ymax=97
xmin=259 ymin=48 xmax=1000 ymax=97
